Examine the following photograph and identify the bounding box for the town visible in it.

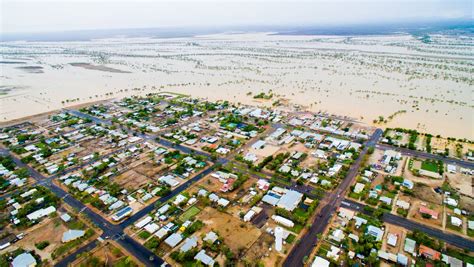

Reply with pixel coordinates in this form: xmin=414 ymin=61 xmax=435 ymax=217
xmin=1 ymin=92 xmax=473 ymax=267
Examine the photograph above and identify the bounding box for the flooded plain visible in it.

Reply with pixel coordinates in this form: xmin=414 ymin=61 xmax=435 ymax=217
xmin=0 ymin=33 xmax=472 ymax=138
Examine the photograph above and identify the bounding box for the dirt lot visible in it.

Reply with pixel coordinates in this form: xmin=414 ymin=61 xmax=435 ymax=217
xmin=249 ymin=144 xmax=281 ymax=161
xmin=7 ymin=217 xmax=69 ymax=262
xmin=404 ymin=159 xmax=444 ymax=188
xmin=459 ymin=195 xmax=474 ymax=213
xmin=196 ymin=207 xmax=262 ymax=253
xmin=408 ymin=199 xmax=443 ymax=228
xmin=381 ymin=224 xmax=406 ymax=254
xmin=411 ymin=182 xmax=442 ymax=204
xmin=72 ymin=241 xmax=141 ymax=267
xmin=446 ymin=172 xmax=473 ymax=197
xmin=133 ymin=160 xmax=168 ymax=178
xmin=243 ymin=232 xmax=283 ymax=266
xmin=113 ymin=169 xmax=151 ymax=191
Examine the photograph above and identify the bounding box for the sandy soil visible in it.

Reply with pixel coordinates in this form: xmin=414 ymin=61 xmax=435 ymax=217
xmin=72 ymin=241 xmax=142 ymax=267
xmin=196 ymin=206 xmax=262 ymax=254
xmin=7 ymin=217 xmax=68 ymax=262
xmin=1 ymin=33 xmax=472 ymax=139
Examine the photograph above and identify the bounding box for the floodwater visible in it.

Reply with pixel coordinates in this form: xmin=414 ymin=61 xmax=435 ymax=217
xmin=1 ymin=33 xmax=473 ymax=139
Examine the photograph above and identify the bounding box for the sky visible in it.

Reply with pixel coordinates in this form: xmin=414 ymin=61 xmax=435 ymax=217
xmin=1 ymin=0 xmax=472 ymax=34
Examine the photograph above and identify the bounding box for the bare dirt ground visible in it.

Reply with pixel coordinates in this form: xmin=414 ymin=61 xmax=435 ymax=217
xmin=8 ymin=217 xmax=68 ymax=262
xmin=113 ymin=169 xmax=150 ymax=191
xmin=72 ymin=241 xmax=142 ymax=267
xmin=411 ymin=182 xmax=443 ymax=204
xmin=404 ymin=161 xmax=444 ymax=188
xmin=243 ymin=232 xmax=283 ymax=266
xmin=381 ymin=224 xmax=405 ymax=254
xmin=408 ymin=199 xmax=443 ymax=228
xmin=446 ymin=172 xmax=473 ymax=197
xmin=196 ymin=207 xmax=262 ymax=254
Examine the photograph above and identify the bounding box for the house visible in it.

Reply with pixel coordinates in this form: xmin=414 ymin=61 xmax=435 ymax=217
xmin=252 ymin=140 xmax=266 ymax=150
xmin=326 ymin=245 xmax=341 ymax=260
xmin=26 ymin=206 xmax=56 ymax=221
xmin=348 ymin=233 xmax=359 ymax=242
xmin=419 ymin=245 xmax=441 ymax=260
xmin=12 ymin=253 xmax=37 ymax=267
xmin=135 ymin=216 xmax=152 ymax=229
xmin=397 ymin=253 xmax=409 ymax=266
xmin=380 ymin=196 xmax=392 ymax=205
xmin=164 ymin=233 xmax=183 ymax=248
xmin=217 ymin=198 xmax=230 ymax=207
xmin=447 ymin=164 xmax=456 ymax=174
xmin=203 ymin=231 xmax=218 ymax=243
xmin=145 ymin=223 xmax=160 ymax=234
xmin=354 ymin=216 xmax=367 ymax=228
xmin=278 ymin=165 xmax=291 ymax=174
xmin=442 ymin=255 xmax=463 ymax=267
xmin=194 ymin=249 xmax=215 ymax=266
xmin=159 ymin=175 xmax=180 ymax=187
xmin=173 ymin=194 xmax=187 ymax=205
xmin=276 ymin=190 xmax=303 ymax=211
xmin=419 ymin=206 xmax=439 ymax=219
xmin=243 ymin=153 xmax=258 ymax=162
xmin=396 ymin=200 xmax=410 ymax=210
xmin=353 ymin=183 xmax=365 ymax=194
xmin=338 ymin=207 xmax=355 ymax=220
xmin=62 ymin=230 xmax=85 ymax=243
xmin=450 ymin=216 xmax=462 ymax=227
xmin=387 ymin=233 xmax=398 ymax=247
xmin=270 ymin=128 xmax=286 ymax=140
xmin=312 ymin=149 xmax=327 ymax=159
xmin=112 ymin=206 xmax=133 ymax=221
xmin=404 ymin=238 xmax=416 ymax=254
xmin=157 ymin=204 xmax=170 ymax=215
xmin=402 ymin=179 xmax=414 ymax=189
xmin=311 ymin=256 xmax=330 ymax=267
xmin=60 ymin=213 xmax=72 ymax=222
xmin=208 ymin=193 xmax=219 ymax=202
xmin=257 ymin=179 xmax=270 ymax=191
xmin=366 ymin=225 xmax=384 ymax=241
xmin=330 ymin=229 xmax=345 ymax=242
xmin=444 ymin=197 xmax=458 ymax=207
xmin=180 ymin=236 xmax=198 ymax=252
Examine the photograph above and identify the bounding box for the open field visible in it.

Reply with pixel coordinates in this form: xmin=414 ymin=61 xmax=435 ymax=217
xmin=196 ymin=207 xmax=262 ymax=253
xmin=1 ymin=33 xmax=473 ymax=139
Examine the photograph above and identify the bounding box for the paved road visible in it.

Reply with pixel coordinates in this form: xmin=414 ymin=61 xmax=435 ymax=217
xmin=283 ymin=128 xmax=383 ymax=267
xmin=1 ymin=147 xmax=165 ymax=266
xmin=377 ymin=143 xmax=474 ymax=169
xmin=1 ymin=109 xmax=227 ymax=266
xmin=340 ymin=199 xmax=474 ymax=251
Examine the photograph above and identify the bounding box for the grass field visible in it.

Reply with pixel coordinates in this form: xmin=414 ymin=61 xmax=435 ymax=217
xmin=178 ymin=206 xmax=201 ymax=223
xmin=421 ymin=160 xmax=439 ymax=173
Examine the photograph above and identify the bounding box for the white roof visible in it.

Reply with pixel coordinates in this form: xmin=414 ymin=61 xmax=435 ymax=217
xmin=194 ymin=249 xmax=215 ymax=266
xmin=252 ymin=140 xmax=266 ymax=150
xmin=62 ymin=229 xmax=85 ymax=243
xmin=60 ymin=213 xmax=72 ymax=222
xmin=203 ymin=231 xmax=218 ymax=243
xmin=27 ymin=206 xmax=56 ymax=221
xmin=12 ymin=253 xmax=36 ymax=267
xmin=277 ymin=190 xmax=303 ymax=211
xmin=135 ymin=216 xmax=152 ymax=229
xmin=217 ymin=198 xmax=230 ymax=207
xmin=144 ymin=223 xmax=160 ymax=234
xmin=164 ymin=233 xmax=183 ymax=248
xmin=311 ymin=256 xmax=330 ymax=267
xmin=180 ymin=236 xmax=198 ymax=252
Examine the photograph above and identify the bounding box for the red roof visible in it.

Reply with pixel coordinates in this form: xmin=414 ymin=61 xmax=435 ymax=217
xmin=419 ymin=245 xmax=441 ymax=260
xmin=419 ymin=206 xmax=439 ymax=219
